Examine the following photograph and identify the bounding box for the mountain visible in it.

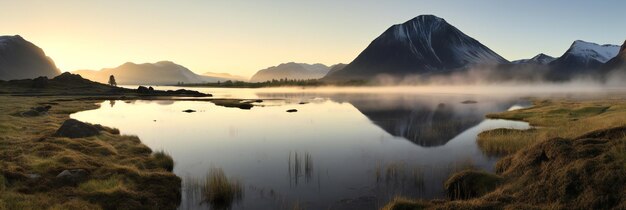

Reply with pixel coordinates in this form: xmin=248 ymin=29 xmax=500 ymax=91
xmin=249 ymin=62 xmax=330 ymax=82
xmin=327 ymin=63 xmax=347 ymax=76
xmin=548 ymin=40 xmax=620 ymax=79
xmin=73 ymin=61 xmax=232 ymax=85
xmin=602 ymin=40 xmax=626 ymax=72
xmin=202 ymin=72 xmax=248 ymax=82
xmin=323 ymin=15 xmax=508 ymax=81
xmin=0 ymin=35 xmax=60 ymax=80
xmin=512 ymin=53 xmax=556 ymax=65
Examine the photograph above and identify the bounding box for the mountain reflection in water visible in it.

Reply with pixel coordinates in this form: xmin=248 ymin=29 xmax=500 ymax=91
xmin=258 ymin=92 xmax=524 ymax=147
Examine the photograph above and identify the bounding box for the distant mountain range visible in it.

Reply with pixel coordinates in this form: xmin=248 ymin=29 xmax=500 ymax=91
xmin=324 ymin=15 xmax=508 ymax=81
xmin=73 ymin=61 xmax=246 ymax=85
xmin=0 ymin=35 xmax=60 ymax=80
xmin=547 ymin=40 xmax=620 ymax=80
xmin=323 ymin=15 xmax=625 ymax=83
xmin=249 ymin=62 xmax=330 ymax=82
xmin=201 ymin=72 xmax=248 ymax=82
xmin=1 ymin=16 xmax=625 ymax=84
xmin=512 ymin=54 xmax=556 ymax=65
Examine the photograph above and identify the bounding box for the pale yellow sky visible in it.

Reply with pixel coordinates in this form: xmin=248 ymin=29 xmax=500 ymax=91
xmin=2 ymin=0 xmax=624 ymax=77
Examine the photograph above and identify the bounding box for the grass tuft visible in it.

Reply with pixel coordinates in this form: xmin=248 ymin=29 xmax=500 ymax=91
xmin=201 ymin=168 xmax=244 ymax=209
xmin=150 ymin=150 xmax=175 ymax=172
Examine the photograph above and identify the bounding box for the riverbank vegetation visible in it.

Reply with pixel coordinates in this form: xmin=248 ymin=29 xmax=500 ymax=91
xmin=385 ymin=97 xmax=626 ymax=210
xmin=478 ymin=99 xmax=626 ymax=155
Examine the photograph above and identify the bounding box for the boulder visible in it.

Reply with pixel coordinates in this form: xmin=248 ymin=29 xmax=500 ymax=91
xmin=182 ymin=109 xmax=196 ymax=113
xmin=19 ymin=105 xmax=52 ymax=117
xmin=31 ymin=76 xmax=49 ymax=88
xmin=286 ymin=109 xmax=298 ymax=113
xmin=56 ymin=169 xmax=88 ymax=185
xmin=26 ymin=173 xmax=41 ymax=180
xmin=53 ymin=119 xmax=100 ymax=138
xmin=137 ymin=86 xmax=150 ymax=94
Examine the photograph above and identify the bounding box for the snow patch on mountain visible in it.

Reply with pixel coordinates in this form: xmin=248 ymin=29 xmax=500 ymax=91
xmin=568 ymin=40 xmax=620 ymax=63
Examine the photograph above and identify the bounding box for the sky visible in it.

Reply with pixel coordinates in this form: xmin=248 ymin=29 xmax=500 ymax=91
xmin=1 ymin=0 xmax=625 ymax=78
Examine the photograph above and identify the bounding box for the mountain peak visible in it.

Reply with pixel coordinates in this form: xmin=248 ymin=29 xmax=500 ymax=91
xmin=403 ymin=15 xmax=446 ymax=25
xmin=0 ymin=35 xmax=25 ymax=42
xmin=621 ymin=40 xmax=626 ymax=54
xmin=565 ymin=40 xmax=620 ymax=63
xmin=324 ymin=15 xmax=507 ymax=81
xmin=571 ymin=40 xmax=619 ymax=49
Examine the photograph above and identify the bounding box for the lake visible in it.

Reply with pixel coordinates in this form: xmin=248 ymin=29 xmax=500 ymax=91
xmin=72 ymin=87 xmax=535 ymax=210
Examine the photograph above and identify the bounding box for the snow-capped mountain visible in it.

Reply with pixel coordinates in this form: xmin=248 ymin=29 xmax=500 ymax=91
xmin=0 ymin=35 xmax=60 ymax=80
xmin=250 ymin=62 xmax=330 ymax=82
xmin=324 ymin=15 xmax=508 ymax=81
xmin=73 ymin=61 xmax=231 ymax=85
xmin=548 ymin=40 xmax=620 ymax=79
xmin=512 ymin=53 xmax=556 ymax=65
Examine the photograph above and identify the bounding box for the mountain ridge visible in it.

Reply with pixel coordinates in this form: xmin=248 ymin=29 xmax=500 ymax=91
xmin=73 ymin=61 xmax=239 ymax=85
xmin=249 ymin=62 xmax=330 ymax=82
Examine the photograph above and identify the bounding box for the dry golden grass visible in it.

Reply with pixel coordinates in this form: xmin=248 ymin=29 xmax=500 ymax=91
xmin=478 ymin=98 xmax=626 ymax=155
xmin=0 ymin=95 xmax=181 ymax=209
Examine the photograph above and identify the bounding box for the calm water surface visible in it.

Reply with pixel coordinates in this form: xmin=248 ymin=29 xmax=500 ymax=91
xmin=72 ymin=87 xmax=532 ymax=210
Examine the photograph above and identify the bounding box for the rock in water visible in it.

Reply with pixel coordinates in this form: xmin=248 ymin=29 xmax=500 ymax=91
xmin=53 ymin=119 xmax=100 ymax=138
xmin=461 ymin=100 xmax=478 ymax=104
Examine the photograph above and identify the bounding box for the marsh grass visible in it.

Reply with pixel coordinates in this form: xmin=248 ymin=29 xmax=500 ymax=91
xmin=184 ymin=167 xmax=244 ymax=209
xmin=288 ymin=151 xmax=314 ymax=185
xmin=150 ymin=150 xmax=175 ymax=172
xmin=479 ymin=99 xmax=626 ymax=155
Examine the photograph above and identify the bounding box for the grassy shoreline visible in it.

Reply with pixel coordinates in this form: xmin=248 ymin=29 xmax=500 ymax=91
xmin=0 ymin=95 xmax=181 ymax=210
xmin=384 ymin=97 xmax=626 ymax=210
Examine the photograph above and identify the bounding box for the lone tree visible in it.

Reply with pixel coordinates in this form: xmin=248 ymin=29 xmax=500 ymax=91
xmin=108 ymin=75 xmax=117 ymax=86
